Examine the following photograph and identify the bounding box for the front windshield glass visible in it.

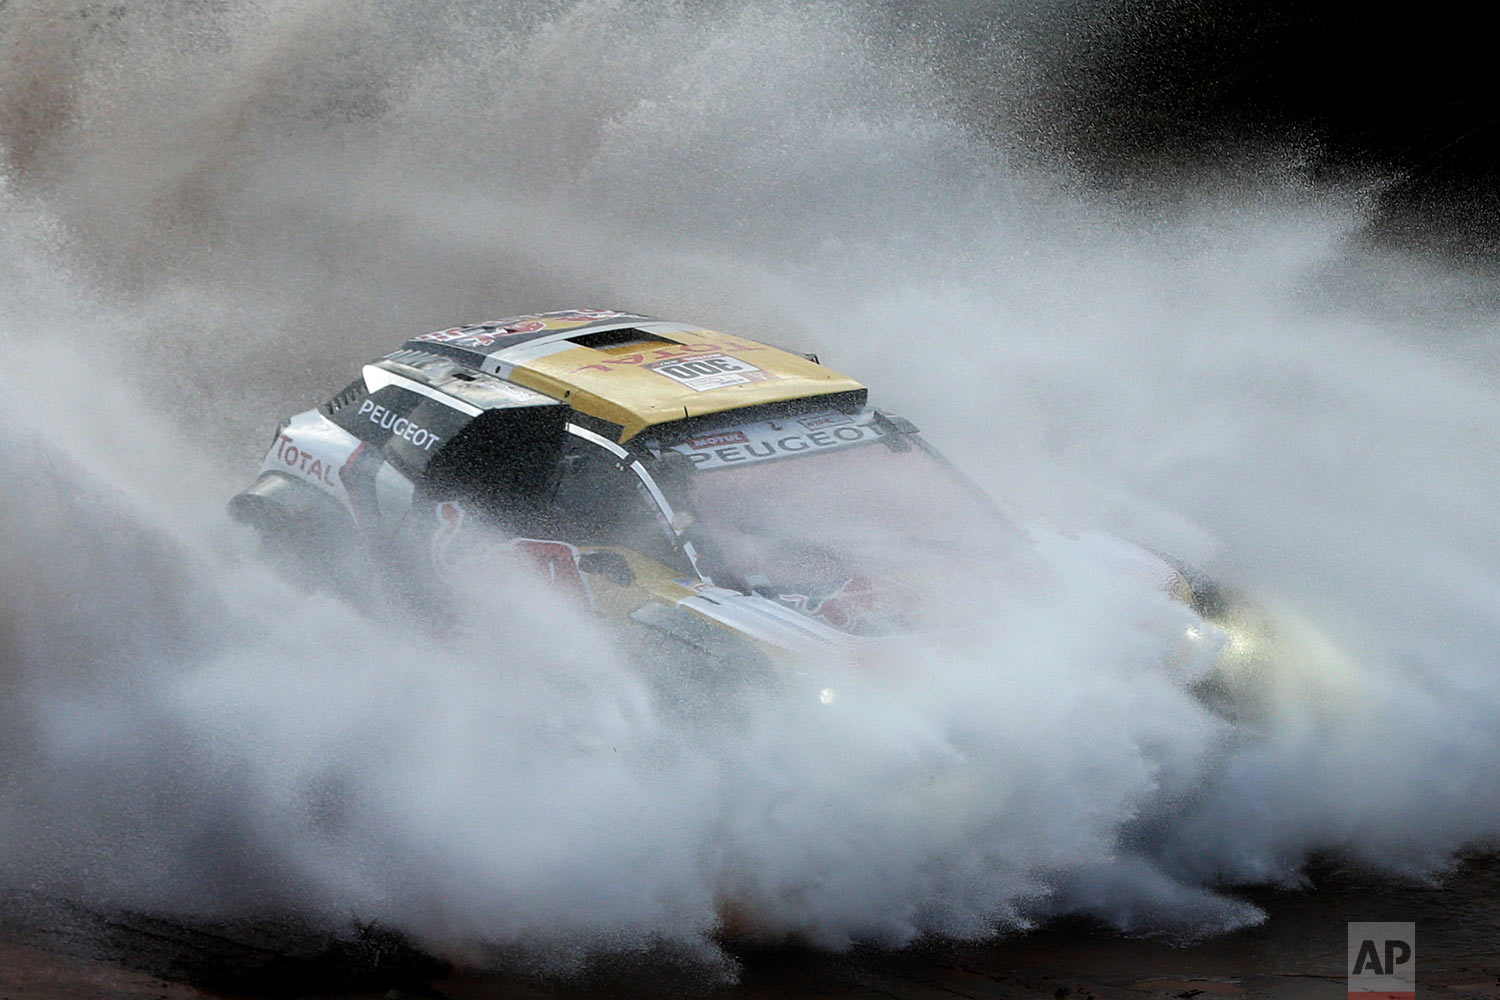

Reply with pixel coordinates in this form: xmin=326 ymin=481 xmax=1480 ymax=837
xmin=655 ymin=410 xmax=1026 ymax=634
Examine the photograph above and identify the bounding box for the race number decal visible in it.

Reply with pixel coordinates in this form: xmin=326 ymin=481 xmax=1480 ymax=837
xmin=645 ymin=354 xmax=770 ymax=391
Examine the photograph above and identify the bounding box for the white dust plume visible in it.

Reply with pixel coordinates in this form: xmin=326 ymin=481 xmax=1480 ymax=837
xmin=2 ymin=0 xmax=1498 ymax=969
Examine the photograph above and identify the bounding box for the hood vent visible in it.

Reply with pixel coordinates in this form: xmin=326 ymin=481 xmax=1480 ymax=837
xmin=565 ymin=328 xmax=674 ymax=350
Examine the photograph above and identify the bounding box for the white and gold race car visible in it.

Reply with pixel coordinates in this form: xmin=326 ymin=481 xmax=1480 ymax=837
xmin=231 ymin=309 xmax=1255 ymax=699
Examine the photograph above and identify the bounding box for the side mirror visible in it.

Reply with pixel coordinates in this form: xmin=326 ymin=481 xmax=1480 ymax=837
xmin=577 ymin=549 xmax=636 ymax=587
xmin=873 ymin=409 xmax=917 ymax=452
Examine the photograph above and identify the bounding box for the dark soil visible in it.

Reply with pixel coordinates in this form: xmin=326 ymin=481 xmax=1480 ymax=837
xmin=5 ymin=855 xmax=1499 ymax=1000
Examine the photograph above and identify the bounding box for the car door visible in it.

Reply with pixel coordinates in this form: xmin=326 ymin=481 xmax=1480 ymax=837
xmin=542 ymin=429 xmax=698 ymax=624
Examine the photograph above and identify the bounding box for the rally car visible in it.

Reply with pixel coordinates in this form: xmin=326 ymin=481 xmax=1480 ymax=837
xmin=230 ymin=309 xmax=1244 ymax=697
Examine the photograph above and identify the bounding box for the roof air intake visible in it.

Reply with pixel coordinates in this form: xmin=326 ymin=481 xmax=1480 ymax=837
xmin=566 ymin=328 xmax=674 ymax=350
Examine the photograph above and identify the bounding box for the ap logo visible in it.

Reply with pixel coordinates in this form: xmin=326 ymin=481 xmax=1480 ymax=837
xmin=1348 ymin=922 xmax=1415 ymax=999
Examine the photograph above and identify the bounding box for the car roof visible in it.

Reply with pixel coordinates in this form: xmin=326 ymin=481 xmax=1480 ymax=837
xmin=398 ymin=309 xmax=866 ymax=441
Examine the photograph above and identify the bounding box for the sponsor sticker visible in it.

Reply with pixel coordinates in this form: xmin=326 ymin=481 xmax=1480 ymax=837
xmin=798 ymin=411 xmax=852 ymax=430
xmin=778 ymin=577 xmax=893 ymax=632
xmin=272 ymin=433 xmax=339 ymax=488
xmin=413 ymin=327 xmax=467 ymax=343
xmin=670 ymin=411 xmax=884 ymax=470
xmin=543 ymin=308 xmax=623 ymax=322
xmin=356 ymin=398 xmax=443 ymax=450
xmin=261 ymin=412 xmax=363 ymax=495
xmin=430 ymin=502 xmax=594 ymax=609
xmin=687 ymin=430 xmax=750 ymax=450
xmin=646 ymin=354 xmax=772 ymax=391
xmin=1348 ymin=922 xmax=1415 ymax=1000
xmin=411 ymin=319 xmax=546 ymax=348
xmin=454 ymin=319 xmax=546 ymax=348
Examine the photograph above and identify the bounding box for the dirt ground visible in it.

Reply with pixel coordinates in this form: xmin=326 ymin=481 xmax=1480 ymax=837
xmin=4 ymin=857 xmax=1499 ymax=1000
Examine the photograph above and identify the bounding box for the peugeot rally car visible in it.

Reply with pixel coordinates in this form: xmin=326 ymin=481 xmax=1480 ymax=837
xmin=230 ymin=309 xmax=1243 ymax=695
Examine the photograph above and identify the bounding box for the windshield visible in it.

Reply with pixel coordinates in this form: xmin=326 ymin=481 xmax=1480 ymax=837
xmin=655 ymin=410 xmax=1027 ymax=634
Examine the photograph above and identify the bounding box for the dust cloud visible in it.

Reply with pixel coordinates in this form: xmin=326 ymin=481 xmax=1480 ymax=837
xmin=1 ymin=0 xmax=1497 ymax=973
